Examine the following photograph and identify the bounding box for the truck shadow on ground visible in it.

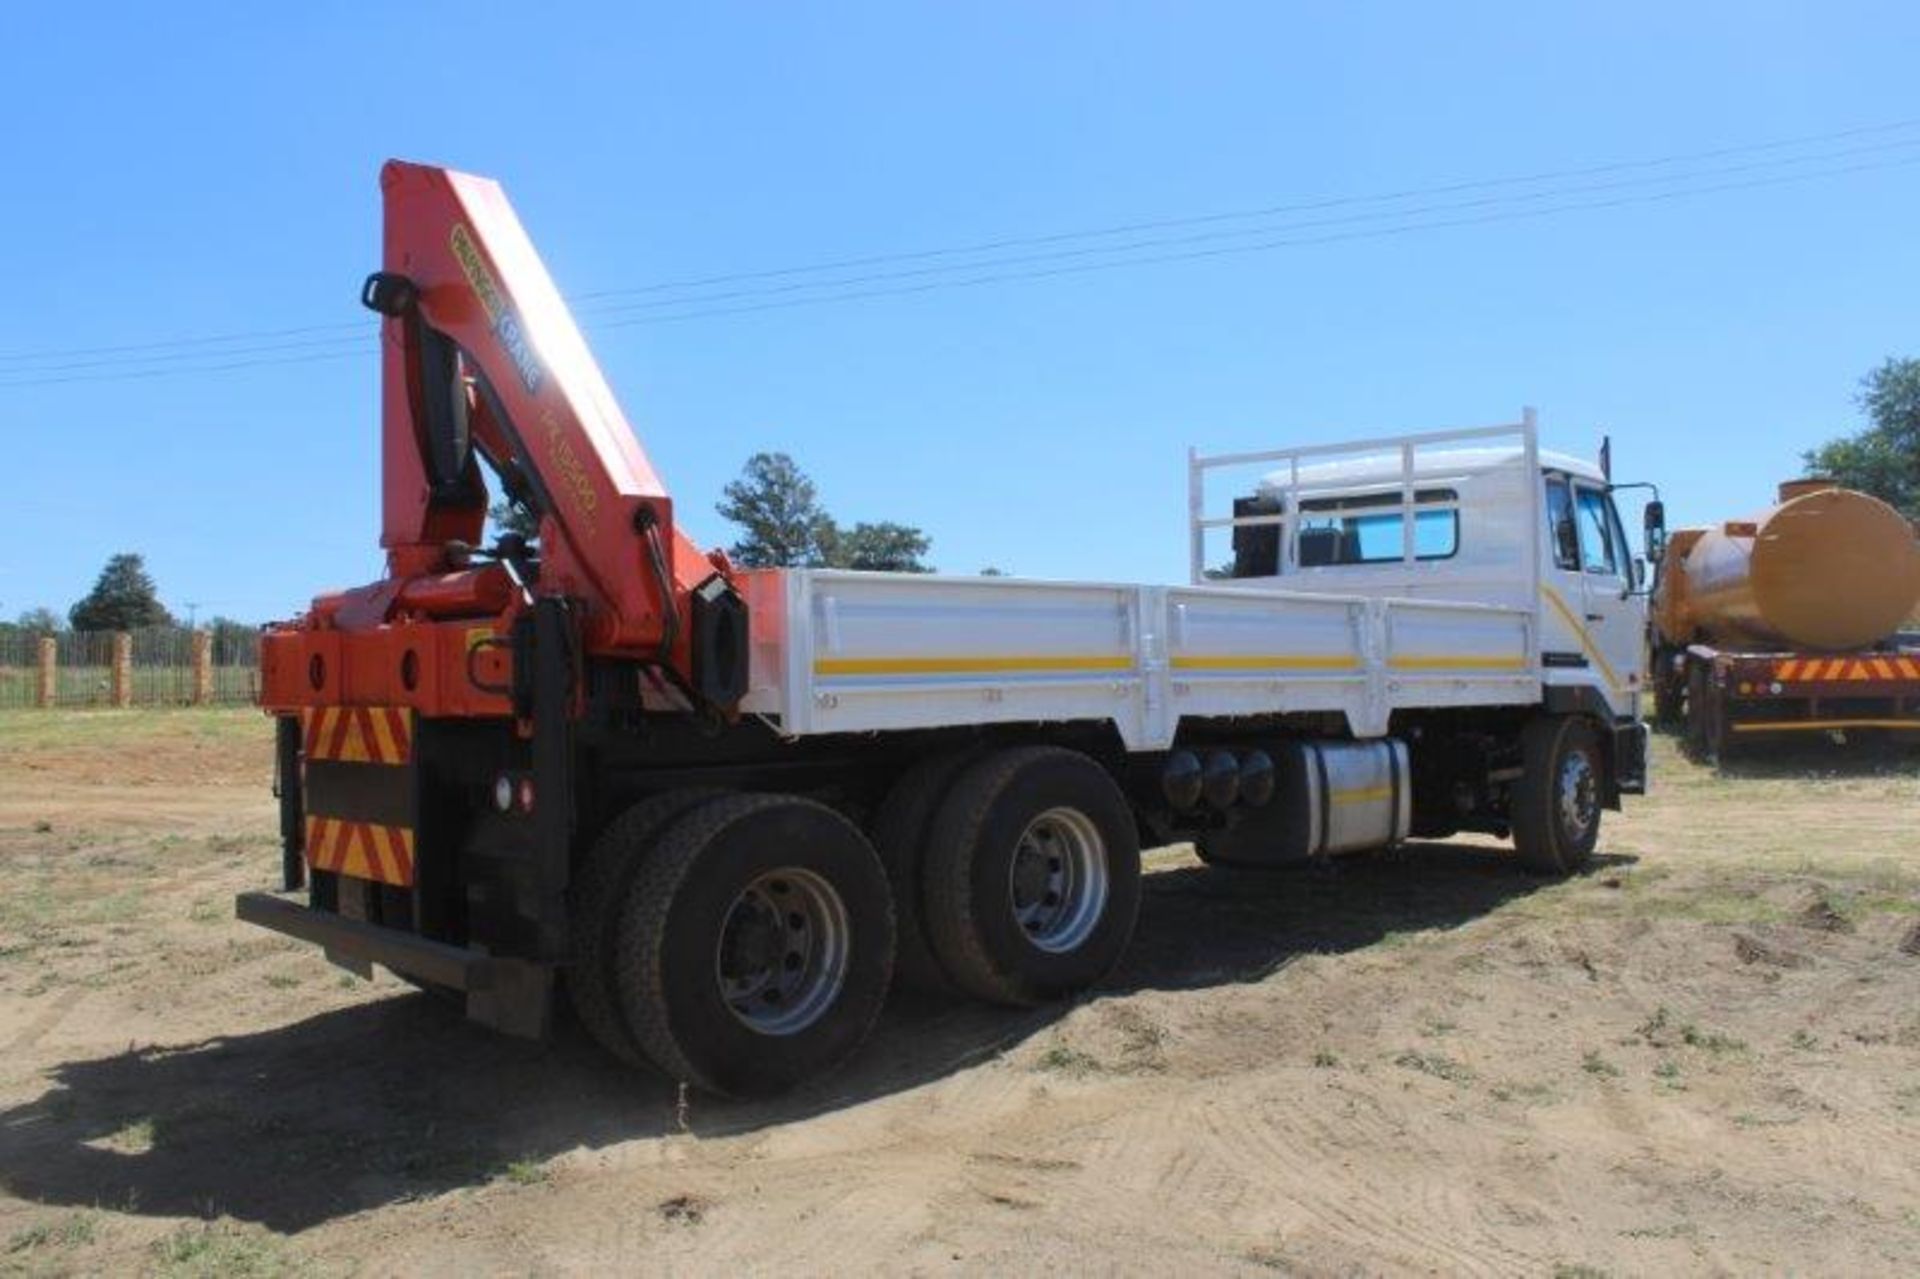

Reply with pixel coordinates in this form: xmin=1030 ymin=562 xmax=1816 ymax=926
xmin=0 ymin=842 xmax=1624 ymax=1232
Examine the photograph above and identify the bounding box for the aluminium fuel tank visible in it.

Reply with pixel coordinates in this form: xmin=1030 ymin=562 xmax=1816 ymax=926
xmin=1652 ymin=481 xmax=1920 ymax=652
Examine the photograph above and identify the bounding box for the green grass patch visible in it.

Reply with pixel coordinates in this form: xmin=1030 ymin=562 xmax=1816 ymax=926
xmin=1393 ymin=1049 xmax=1473 ymax=1083
xmin=1035 ymin=1044 xmax=1103 ymax=1076
xmin=0 ymin=707 xmax=266 ymax=754
xmin=1581 ymin=1050 xmax=1621 ymax=1078
xmin=150 ymin=1220 xmax=302 ymax=1278
xmin=1681 ymin=1024 xmax=1746 ymax=1054
xmin=6 ymin=1212 xmax=99 ymax=1255
xmin=499 ymin=1157 xmax=550 ymax=1187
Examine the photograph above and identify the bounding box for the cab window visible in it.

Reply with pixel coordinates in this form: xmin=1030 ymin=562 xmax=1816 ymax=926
xmin=1294 ymin=488 xmax=1457 ymax=566
xmin=1545 ymin=478 xmax=1579 ymax=570
xmin=1574 ymin=485 xmax=1623 ymax=576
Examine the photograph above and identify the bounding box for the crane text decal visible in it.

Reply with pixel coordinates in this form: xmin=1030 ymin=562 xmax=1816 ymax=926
xmin=449 ymin=224 xmax=545 ymax=396
xmin=541 ymin=407 xmax=599 ymax=537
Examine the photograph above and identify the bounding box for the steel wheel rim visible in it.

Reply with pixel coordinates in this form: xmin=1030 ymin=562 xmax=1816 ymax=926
xmin=715 ymin=867 xmax=850 ymax=1036
xmin=1008 ymin=807 xmax=1108 ymax=954
xmin=1557 ymin=749 xmax=1598 ymax=843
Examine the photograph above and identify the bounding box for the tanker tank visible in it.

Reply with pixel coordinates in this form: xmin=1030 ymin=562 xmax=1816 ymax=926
xmin=1652 ymin=481 xmax=1920 ymax=653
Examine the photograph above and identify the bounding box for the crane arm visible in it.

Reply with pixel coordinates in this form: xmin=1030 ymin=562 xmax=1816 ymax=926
xmin=365 ymin=160 xmax=743 ymax=702
xmin=261 ymin=161 xmax=748 ymax=720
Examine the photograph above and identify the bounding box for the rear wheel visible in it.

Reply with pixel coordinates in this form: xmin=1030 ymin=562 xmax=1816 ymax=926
xmin=869 ymin=751 xmax=979 ymax=993
xmin=567 ymin=790 xmax=721 ymax=1065
xmin=1512 ymin=715 xmax=1603 ymax=875
xmin=612 ymin=794 xmax=895 ymax=1097
xmin=922 ymin=747 xmax=1141 ymax=1006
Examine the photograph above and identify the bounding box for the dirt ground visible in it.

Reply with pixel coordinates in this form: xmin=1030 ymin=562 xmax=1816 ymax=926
xmin=1 ymin=711 xmax=1916 ymax=1277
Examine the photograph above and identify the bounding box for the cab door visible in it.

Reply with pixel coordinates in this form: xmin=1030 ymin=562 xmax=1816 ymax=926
xmin=1569 ymin=479 xmax=1644 ymax=716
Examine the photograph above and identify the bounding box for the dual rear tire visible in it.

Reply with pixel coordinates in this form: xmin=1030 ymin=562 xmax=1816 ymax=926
xmin=570 ymin=746 xmax=1142 ymax=1096
xmin=571 ymin=792 xmax=893 ymax=1098
xmin=919 ymin=747 xmax=1141 ymax=1006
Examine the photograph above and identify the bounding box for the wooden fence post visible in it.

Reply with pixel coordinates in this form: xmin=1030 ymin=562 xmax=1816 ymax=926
xmin=37 ymin=636 xmax=57 ymax=708
xmin=192 ymin=631 xmax=213 ymax=705
xmin=111 ymin=632 xmax=133 ymax=708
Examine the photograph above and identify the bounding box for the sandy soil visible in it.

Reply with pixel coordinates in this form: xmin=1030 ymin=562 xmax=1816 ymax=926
xmin=1 ymin=710 xmax=1917 ymax=1276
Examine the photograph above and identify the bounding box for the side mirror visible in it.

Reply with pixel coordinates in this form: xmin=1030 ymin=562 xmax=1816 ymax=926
xmin=1643 ymin=499 xmax=1667 ymax=563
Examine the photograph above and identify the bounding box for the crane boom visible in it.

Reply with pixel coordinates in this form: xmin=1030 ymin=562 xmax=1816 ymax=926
xmin=260 ymin=161 xmax=748 ymax=722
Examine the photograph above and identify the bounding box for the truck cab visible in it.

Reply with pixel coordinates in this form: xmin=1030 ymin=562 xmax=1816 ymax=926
xmin=1202 ymin=423 xmax=1647 ymax=726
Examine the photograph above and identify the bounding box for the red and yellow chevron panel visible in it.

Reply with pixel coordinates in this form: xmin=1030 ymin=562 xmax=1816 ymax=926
xmin=305 ymin=815 xmax=416 ymax=887
xmin=302 ymin=705 xmax=414 ymax=765
xmin=1773 ymin=656 xmax=1920 ymax=683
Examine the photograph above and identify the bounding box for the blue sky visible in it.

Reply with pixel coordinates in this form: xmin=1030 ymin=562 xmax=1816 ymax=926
xmin=2 ymin=3 xmax=1917 ymax=622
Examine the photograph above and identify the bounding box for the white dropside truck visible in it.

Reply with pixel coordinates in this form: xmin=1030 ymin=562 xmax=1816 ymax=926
xmin=621 ymin=411 xmax=1651 ymax=1090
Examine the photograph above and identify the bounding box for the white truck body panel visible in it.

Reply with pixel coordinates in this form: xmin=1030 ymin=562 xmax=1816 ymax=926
xmin=740 ymin=571 xmax=1537 ymax=750
xmin=738 ymin=413 xmax=1639 ymax=749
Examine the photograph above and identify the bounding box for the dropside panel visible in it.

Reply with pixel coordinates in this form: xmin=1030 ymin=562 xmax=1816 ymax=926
xmin=747 ymin=571 xmax=1541 ymax=749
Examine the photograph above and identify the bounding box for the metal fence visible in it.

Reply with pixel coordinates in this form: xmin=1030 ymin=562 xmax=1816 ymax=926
xmin=0 ymin=625 xmax=261 ymax=709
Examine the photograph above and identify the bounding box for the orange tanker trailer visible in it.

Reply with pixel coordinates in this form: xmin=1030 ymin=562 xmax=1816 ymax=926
xmin=1648 ymin=479 xmax=1920 ymax=757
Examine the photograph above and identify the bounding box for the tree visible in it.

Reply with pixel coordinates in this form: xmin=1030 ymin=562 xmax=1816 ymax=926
xmin=14 ymin=607 xmax=61 ymax=636
xmin=206 ymin=616 xmax=257 ymax=664
xmin=716 ymin=452 xmax=836 ymax=567
xmin=826 ymin=521 xmax=934 ymax=573
xmin=717 ymin=451 xmax=936 ymax=571
xmin=69 ymin=553 xmax=173 ymax=632
xmin=1805 ymin=357 xmax=1920 ymax=518
xmin=487 ymin=500 xmax=541 ymax=542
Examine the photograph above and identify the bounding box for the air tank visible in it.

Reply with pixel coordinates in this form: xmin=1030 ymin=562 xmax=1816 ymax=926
xmin=1652 ymin=481 xmax=1920 ymax=652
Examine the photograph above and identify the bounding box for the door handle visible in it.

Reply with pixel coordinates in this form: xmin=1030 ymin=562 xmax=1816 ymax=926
xmin=1584 ymin=613 xmax=1604 ymax=622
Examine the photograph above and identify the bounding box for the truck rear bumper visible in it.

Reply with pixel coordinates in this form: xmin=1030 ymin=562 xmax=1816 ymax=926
xmin=237 ymin=891 xmax=489 ymax=989
xmin=235 ymin=892 xmax=553 ymax=1037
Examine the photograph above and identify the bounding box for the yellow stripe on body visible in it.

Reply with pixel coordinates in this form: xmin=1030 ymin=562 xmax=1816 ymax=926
xmin=1170 ymin=654 xmax=1362 ymax=672
xmin=1730 ymin=718 xmax=1920 ymax=733
xmin=1330 ymin=785 xmax=1392 ymax=805
xmin=1539 ymin=586 xmax=1626 ymax=694
xmin=1386 ymin=654 xmax=1529 ymax=672
xmin=814 ymin=654 xmax=1134 ymax=677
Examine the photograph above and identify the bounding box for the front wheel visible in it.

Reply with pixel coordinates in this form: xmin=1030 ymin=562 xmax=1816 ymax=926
xmin=611 ymin=794 xmax=895 ymax=1097
xmin=1511 ymin=715 xmax=1603 ymax=875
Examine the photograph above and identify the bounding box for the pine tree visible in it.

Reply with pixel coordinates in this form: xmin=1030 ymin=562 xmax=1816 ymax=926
xmin=69 ymin=553 xmax=173 ymax=631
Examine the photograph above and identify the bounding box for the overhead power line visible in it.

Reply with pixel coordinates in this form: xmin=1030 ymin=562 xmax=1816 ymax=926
xmin=570 ymin=114 xmax=1920 ymax=303
xmin=5 ymin=116 xmax=1917 ymax=370
xmin=0 ymin=119 xmax=1916 ymax=390
xmin=16 ymin=129 xmax=1910 ymax=379
xmin=580 ymin=135 xmax=1920 ymax=319
xmin=597 ymin=150 xmax=1920 ymax=328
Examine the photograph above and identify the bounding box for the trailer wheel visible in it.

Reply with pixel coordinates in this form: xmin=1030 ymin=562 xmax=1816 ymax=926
xmin=612 ymin=794 xmax=894 ymax=1097
xmin=922 ymin=747 xmax=1141 ymax=1006
xmin=1683 ymin=660 xmax=1729 ymax=763
xmin=870 ymin=752 xmax=978 ymax=994
xmin=567 ymin=789 xmax=723 ymax=1065
xmin=1511 ymin=715 xmax=1603 ymax=875
xmin=1651 ymin=654 xmax=1684 ymax=730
